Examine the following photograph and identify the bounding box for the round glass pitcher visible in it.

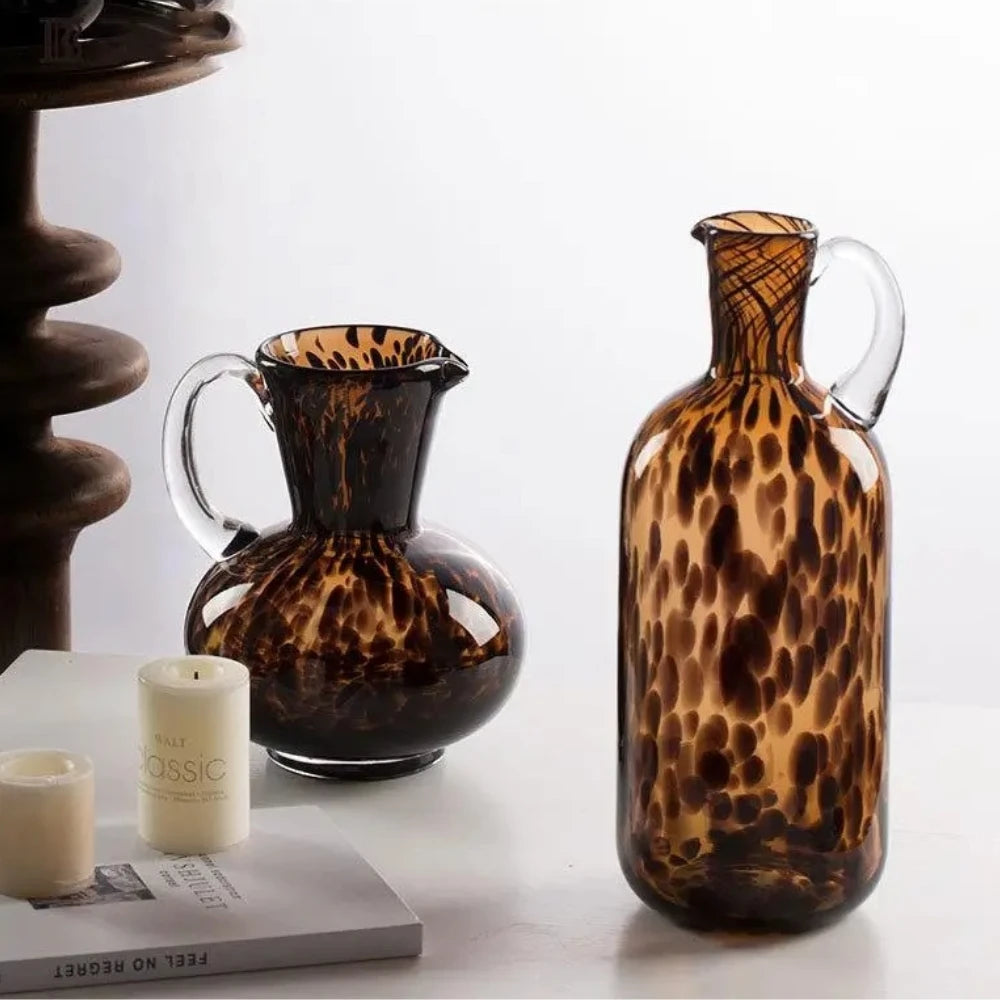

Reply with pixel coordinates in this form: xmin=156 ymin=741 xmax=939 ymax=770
xmin=164 ymin=325 xmax=524 ymax=780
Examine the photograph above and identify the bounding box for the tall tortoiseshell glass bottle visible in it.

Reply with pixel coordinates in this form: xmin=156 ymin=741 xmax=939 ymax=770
xmin=618 ymin=212 xmax=904 ymax=931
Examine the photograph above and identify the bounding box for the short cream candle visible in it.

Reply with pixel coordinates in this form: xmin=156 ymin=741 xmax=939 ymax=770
xmin=138 ymin=655 xmax=250 ymax=855
xmin=0 ymin=749 xmax=94 ymax=900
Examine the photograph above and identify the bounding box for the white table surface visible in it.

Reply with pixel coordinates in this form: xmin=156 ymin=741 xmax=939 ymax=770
xmin=0 ymin=650 xmax=995 ymax=999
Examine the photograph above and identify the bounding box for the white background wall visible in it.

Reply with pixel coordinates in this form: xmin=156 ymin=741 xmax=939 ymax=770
xmin=40 ymin=0 xmax=992 ymax=704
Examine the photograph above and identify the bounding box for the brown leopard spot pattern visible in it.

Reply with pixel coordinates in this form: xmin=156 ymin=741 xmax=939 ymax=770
xmin=186 ymin=326 xmax=524 ymax=767
xmin=618 ymin=212 xmax=889 ymax=930
xmin=188 ymin=528 xmax=523 ymax=761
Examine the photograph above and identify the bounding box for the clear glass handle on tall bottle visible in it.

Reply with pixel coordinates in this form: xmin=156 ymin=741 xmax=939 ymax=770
xmin=162 ymin=354 xmax=274 ymax=561
xmin=810 ymin=237 xmax=905 ymax=428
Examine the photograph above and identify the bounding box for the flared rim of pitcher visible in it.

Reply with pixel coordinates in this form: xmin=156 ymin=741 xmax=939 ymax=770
xmin=256 ymin=323 xmax=469 ymax=383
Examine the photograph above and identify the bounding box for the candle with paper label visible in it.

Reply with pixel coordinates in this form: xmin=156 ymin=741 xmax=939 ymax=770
xmin=138 ymin=656 xmax=250 ymax=855
xmin=0 ymin=749 xmax=94 ymax=899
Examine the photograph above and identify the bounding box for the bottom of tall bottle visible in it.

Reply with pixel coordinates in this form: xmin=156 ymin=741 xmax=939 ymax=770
xmin=618 ymin=842 xmax=885 ymax=934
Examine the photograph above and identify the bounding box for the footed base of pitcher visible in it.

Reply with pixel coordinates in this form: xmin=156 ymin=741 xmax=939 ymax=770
xmin=266 ymin=748 xmax=445 ymax=781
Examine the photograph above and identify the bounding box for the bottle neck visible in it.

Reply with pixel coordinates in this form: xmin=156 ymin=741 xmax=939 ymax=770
xmin=706 ymin=232 xmax=815 ymax=377
xmin=265 ymin=372 xmax=439 ymax=533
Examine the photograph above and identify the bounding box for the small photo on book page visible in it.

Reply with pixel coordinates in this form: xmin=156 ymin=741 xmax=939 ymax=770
xmin=30 ymin=865 xmax=156 ymax=910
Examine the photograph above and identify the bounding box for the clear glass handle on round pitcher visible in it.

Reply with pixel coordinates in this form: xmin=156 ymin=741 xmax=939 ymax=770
xmin=810 ymin=237 xmax=905 ymax=428
xmin=162 ymin=354 xmax=274 ymax=561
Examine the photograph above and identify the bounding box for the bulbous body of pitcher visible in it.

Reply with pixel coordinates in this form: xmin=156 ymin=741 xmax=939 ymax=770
xmin=165 ymin=325 xmax=524 ymax=780
xmin=618 ymin=212 xmax=903 ymax=931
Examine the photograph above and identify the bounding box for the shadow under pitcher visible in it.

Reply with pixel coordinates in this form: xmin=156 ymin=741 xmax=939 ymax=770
xmin=618 ymin=211 xmax=904 ymax=931
xmin=164 ymin=325 xmax=524 ymax=781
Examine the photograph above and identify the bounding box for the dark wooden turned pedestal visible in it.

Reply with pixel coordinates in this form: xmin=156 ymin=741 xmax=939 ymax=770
xmin=0 ymin=1 xmax=240 ymax=670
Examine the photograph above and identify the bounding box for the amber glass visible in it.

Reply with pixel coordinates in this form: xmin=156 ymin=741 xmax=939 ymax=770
xmin=165 ymin=326 xmax=524 ymax=780
xmin=618 ymin=212 xmax=903 ymax=931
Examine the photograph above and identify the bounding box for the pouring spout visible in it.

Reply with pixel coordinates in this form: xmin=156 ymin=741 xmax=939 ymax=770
xmin=440 ymin=355 xmax=470 ymax=390
xmin=424 ymin=352 xmax=469 ymax=392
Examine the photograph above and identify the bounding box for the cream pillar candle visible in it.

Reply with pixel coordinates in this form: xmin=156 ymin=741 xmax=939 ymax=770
xmin=0 ymin=750 xmax=94 ymax=899
xmin=138 ymin=655 xmax=250 ymax=855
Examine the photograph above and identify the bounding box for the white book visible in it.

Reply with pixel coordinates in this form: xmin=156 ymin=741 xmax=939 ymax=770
xmin=0 ymin=805 xmax=421 ymax=994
